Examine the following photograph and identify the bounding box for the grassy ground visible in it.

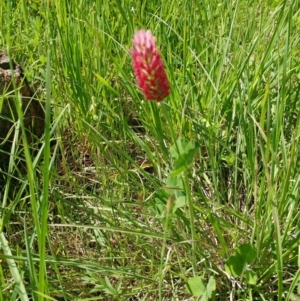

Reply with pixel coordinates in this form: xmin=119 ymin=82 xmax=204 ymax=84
xmin=0 ymin=0 xmax=300 ymax=300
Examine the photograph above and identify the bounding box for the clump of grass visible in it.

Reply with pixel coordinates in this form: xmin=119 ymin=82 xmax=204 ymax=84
xmin=0 ymin=0 xmax=299 ymax=300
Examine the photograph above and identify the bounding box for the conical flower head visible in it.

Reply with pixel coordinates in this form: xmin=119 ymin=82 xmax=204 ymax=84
xmin=130 ymin=30 xmax=170 ymax=102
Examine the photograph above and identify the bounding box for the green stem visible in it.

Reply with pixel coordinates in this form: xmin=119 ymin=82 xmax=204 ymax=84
xmin=184 ymin=169 xmax=197 ymax=275
xmin=150 ymin=102 xmax=169 ymax=161
xmin=158 ymin=196 xmax=173 ymax=301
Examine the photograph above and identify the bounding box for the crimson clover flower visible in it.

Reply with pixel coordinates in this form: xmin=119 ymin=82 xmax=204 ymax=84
xmin=130 ymin=29 xmax=170 ymax=102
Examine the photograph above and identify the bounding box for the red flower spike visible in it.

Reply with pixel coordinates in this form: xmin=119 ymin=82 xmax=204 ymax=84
xmin=130 ymin=30 xmax=170 ymax=102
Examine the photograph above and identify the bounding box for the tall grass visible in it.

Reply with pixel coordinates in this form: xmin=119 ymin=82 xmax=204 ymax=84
xmin=0 ymin=0 xmax=299 ymax=300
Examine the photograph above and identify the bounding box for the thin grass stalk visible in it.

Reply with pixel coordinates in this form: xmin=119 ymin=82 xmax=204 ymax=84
xmin=0 ymin=232 xmax=29 ymax=301
xmin=272 ymin=205 xmax=283 ymax=301
xmin=24 ymin=219 xmax=38 ymax=297
xmin=158 ymin=197 xmax=173 ymax=301
xmin=37 ymin=50 xmax=52 ymax=300
xmin=183 ymin=170 xmax=197 ymax=275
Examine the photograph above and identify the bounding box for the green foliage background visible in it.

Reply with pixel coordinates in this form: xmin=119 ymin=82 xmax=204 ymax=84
xmin=0 ymin=0 xmax=299 ymax=300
